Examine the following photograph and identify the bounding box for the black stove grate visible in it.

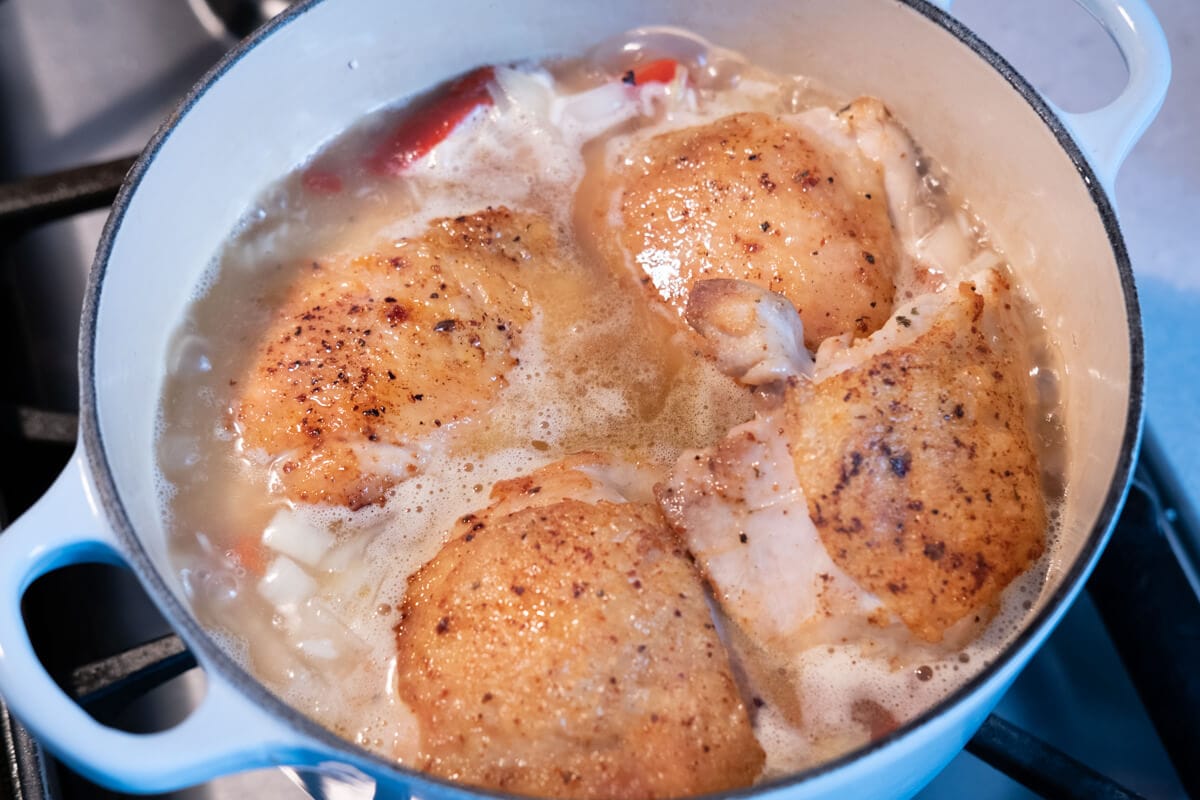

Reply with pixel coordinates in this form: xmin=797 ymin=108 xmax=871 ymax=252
xmin=1 ymin=160 xmax=1195 ymax=800
xmin=0 ymin=157 xmax=136 ymax=237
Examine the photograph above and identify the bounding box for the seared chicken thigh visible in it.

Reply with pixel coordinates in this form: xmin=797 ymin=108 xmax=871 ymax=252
xmin=234 ymin=208 xmax=543 ymax=508
xmin=394 ymin=456 xmax=765 ymax=798
xmin=791 ymin=270 xmax=1045 ymax=641
xmin=668 ymin=271 xmax=1044 ymax=646
xmin=602 ymin=110 xmax=900 ymax=347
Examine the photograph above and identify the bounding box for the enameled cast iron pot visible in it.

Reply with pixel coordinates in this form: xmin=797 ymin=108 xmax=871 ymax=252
xmin=0 ymin=0 xmax=1171 ymax=797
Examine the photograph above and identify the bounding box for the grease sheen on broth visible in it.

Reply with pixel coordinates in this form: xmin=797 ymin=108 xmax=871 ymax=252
xmin=157 ymin=29 xmax=1066 ymax=786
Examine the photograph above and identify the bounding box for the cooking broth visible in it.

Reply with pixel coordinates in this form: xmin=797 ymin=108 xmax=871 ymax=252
xmin=158 ymin=28 xmax=1067 ymax=787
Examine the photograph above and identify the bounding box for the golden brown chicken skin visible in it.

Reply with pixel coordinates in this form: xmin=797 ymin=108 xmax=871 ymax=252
xmin=787 ymin=273 xmax=1045 ymax=641
xmin=393 ymin=459 xmax=765 ymax=799
xmin=604 ymin=112 xmax=898 ymax=348
xmin=233 ymin=208 xmax=542 ymax=508
xmin=669 ymin=270 xmax=1045 ymax=647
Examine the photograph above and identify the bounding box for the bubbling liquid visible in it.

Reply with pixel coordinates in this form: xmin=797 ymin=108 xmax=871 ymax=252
xmin=158 ymin=28 xmax=1066 ymax=781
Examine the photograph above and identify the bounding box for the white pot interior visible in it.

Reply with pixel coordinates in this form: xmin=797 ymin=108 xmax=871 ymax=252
xmin=89 ymin=0 xmax=1130 ymax=718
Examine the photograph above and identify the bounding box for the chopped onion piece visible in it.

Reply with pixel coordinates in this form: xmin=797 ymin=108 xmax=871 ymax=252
xmin=262 ymin=509 xmax=335 ymax=566
xmin=257 ymin=555 xmax=318 ymax=608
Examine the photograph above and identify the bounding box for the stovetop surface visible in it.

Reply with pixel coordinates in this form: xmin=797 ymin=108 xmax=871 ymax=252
xmin=1 ymin=0 xmax=1197 ymax=798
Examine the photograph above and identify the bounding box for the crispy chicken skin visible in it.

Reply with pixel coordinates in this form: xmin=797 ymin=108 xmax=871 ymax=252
xmin=608 ymin=111 xmax=898 ymax=348
xmin=394 ymin=458 xmax=765 ymax=799
xmin=234 ymin=208 xmax=541 ymax=508
xmin=788 ymin=272 xmax=1045 ymax=641
xmin=672 ymin=272 xmax=1045 ymax=645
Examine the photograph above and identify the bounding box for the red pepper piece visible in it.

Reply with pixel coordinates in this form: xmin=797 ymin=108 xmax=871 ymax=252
xmin=623 ymin=58 xmax=679 ymax=86
xmin=367 ymin=65 xmax=496 ymax=177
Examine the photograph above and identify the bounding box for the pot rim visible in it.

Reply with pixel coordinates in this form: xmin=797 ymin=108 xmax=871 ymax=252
xmin=78 ymin=0 xmax=1145 ymax=796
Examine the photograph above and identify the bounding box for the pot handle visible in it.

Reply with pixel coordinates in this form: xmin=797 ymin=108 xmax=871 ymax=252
xmin=927 ymin=0 xmax=1170 ymax=189
xmin=0 ymin=452 xmax=326 ymax=792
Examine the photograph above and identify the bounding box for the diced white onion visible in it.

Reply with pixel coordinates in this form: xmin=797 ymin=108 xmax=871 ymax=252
xmin=262 ymin=509 xmax=335 ymax=566
xmin=257 ymin=555 xmax=318 ymax=608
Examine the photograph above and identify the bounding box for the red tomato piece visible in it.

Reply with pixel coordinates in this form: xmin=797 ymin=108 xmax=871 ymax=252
xmin=367 ymin=65 xmax=496 ymax=176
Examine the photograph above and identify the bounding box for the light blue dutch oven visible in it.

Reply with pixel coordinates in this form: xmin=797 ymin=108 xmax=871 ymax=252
xmin=0 ymin=0 xmax=1170 ymax=797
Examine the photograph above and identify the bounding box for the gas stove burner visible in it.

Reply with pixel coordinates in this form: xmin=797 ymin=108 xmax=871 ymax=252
xmin=191 ymin=0 xmax=294 ymax=40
